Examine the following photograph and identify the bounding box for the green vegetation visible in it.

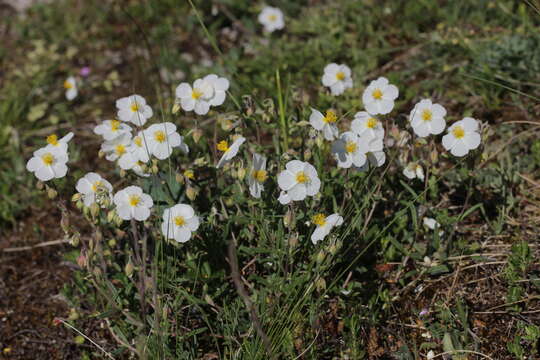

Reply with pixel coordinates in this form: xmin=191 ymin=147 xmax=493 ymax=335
xmin=1 ymin=0 xmax=539 ymax=359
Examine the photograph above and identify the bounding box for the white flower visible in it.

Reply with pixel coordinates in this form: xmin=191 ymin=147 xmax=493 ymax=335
xmin=362 ymin=77 xmax=399 ymax=115
xmin=118 ymin=132 xmax=151 ymax=170
xmin=423 ymin=217 xmax=440 ymax=230
xmin=113 ymin=186 xmax=153 ymax=221
xmin=44 ymin=132 xmax=74 ymax=153
xmin=203 ymin=74 xmax=230 ymax=107
xmin=116 ymin=94 xmax=153 ymax=126
xmin=277 ymin=160 xmax=321 ymax=204
xmin=410 ymin=99 xmax=446 ymax=137
xmin=309 ymin=108 xmax=339 ymax=141
xmin=403 ymin=163 xmax=425 ymax=181
xmin=175 ymin=78 xmax=214 ymax=115
xmin=94 ymin=120 xmax=132 ymax=141
xmin=278 ymin=191 xmax=291 ymax=205
xmin=216 ymin=136 xmax=246 ymax=168
xmin=331 ymin=131 xmax=370 ymax=169
xmin=258 ymin=6 xmax=284 ymax=33
xmin=355 ymin=150 xmax=386 ymax=172
xmin=427 ymin=350 xmax=435 ymax=360
xmin=248 ymin=153 xmax=267 ymax=198
xmin=75 ymin=172 xmax=113 ymax=207
xmin=64 ymin=76 xmax=77 ymax=101
xmin=322 ymin=63 xmax=353 ymax=96
xmin=161 ymin=204 xmax=200 ymax=243
xmin=101 ymin=133 xmax=132 ymax=162
xmin=351 ymin=112 xmax=385 ymax=139
xmin=442 ymin=117 xmax=481 ymax=157
xmin=142 ymin=122 xmax=188 ymax=160
xmin=26 ymin=146 xmax=68 ymax=181
xmin=311 ymin=213 xmax=343 ymax=244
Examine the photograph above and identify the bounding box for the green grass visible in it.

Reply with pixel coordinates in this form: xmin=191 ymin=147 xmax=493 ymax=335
xmin=2 ymin=0 xmax=540 ymax=358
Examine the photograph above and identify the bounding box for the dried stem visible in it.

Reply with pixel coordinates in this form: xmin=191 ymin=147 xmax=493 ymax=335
xmin=228 ymin=233 xmax=273 ymax=357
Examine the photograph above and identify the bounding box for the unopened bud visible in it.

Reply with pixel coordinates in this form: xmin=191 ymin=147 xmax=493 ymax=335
xmin=237 ymin=167 xmax=246 ymax=180
xmin=315 ymin=277 xmax=326 ymax=292
xmin=36 ymin=181 xmax=44 ymax=190
xmin=186 ymin=186 xmax=198 ymax=201
xmin=316 ymin=250 xmax=326 ymax=264
xmin=70 ymin=232 xmax=80 ymax=247
xmin=192 ymin=129 xmax=203 ymax=143
xmin=107 ymin=210 xmax=116 ymax=223
xmin=288 ymin=233 xmax=298 ymax=248
xmin=172 ymin=103 xmax=181 ymax=114
xmin=47 ymin=187 xmax=57 ymax=199
xmin=71 ymin=193 xmax=82 ymax=202
xmin=90 ymin=202 xmax=100 ymax=218
xmin=108 ymin=238 xmax=116 ymax=247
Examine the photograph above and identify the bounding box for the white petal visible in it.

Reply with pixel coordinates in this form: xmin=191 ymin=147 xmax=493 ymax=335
xmin=277 ymin=170 xmax=296 ymax=191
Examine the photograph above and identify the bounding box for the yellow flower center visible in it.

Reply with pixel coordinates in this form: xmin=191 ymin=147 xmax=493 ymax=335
xmin=296 ymin=171 xmax=309 ymax=184
xmin=323 ymin=110 xmax=337 ymax=123
xmin=130 ymin=102 xmax=140 ymax=112
xmin=46 ymin=134 xmax=58 ymax=146
xmin=154 ymin=130 xmax=166 ymax=143
xmin=421 ymin=109 xmax=432 ymax=122
xmin=134 ymin=136 xmax=143 ymax=147
xmin=345 ymin=141 xmax=357 ymax=153
xmin=174 ymin=216 xmax=186 ymax=226
xmin=129 ymin=195 xmax=140 ymax=207
xmin=312 ymin=213 xmax=326 ymax=227
xmin=336 ymin=71 xmax=345 ymax=81
xmin=63 ymin=80 xmax=73 ymax=89
xmin=252 ymin=169 xmax=268 ymax=183
xmin=268 ymin=14 xmax=277 ymax=21
xmin=366 ymin=117 xmax=378 ymax=129
xmin=115 ymin=144 xmax=126 ymax=155
xmin=41 ymin=152 xmax=55 ymax=165
xmin=192 ymin=89 xmax=203 ymax=100
xmin=184 ymin=170 xmax=194 ymax=179
xmin=111 ymin=120 xmax=121 ymax=131
xmin=217 ymin=140 xmax=229 ymax=152
xmin=91 ymin=180 xmax=102 ymax=192
xmin=372 ymin=89 xmax=383 ymax=100
xmin=452 ymin=125 xmax=465 ymax=139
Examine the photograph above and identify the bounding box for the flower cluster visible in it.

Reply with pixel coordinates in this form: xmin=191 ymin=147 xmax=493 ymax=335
xmin=94 ymin=95 xmax=188 ymax=177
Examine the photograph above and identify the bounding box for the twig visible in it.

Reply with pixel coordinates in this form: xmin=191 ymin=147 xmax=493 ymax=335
xmin=58 ymin=319 xmax=115 ymax=360
xmin=105 ymin=318 xmax=137 ymax=354
xmin=228 ymin=233 xmax=273 ymax=358
xmin=2 ymin=239 xmax=69 ymax=252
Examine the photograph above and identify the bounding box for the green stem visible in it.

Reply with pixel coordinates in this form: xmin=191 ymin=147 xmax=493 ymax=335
xmin=276 ymin=69 xmax=288 ymax=152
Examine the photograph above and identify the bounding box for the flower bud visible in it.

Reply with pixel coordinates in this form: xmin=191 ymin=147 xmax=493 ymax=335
xmin=186 ymin=186 xmax=198 ymax=201
xmin=108 ymin=238 xmax=116 ymax=247
xmin=36 ymin=181 xmax=44 ymax=190
xmin=237 ymin=167 xmax=246 ymax=180
xmin=90 ymin=202 xmax=100 ymax=218
xmin=107 ymin=210 xmax=116 ymax=223
xmin=316 ymin=250 xmax=326 ymax=264
xmin=124 ymin=258 xmax=135 ymax=279
xmin=192 ymin=128 xmax=203 ymax=143
xmin=288 ymin=233 xmax=298 ymax=248
xmin=172 ymin=103 xmax=181 ymax=114
xmin=70 ymin=232 xmax=80 ymax=247
xmin=68 ymin=308 xmax=79 ymax=321
xmin=315 ymin=277 xmax=326 ymax=292
xmin=47 ymin=187 xmax=57 ymax=199
xmin=71 ymin=193 xmax=82 ymax=202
